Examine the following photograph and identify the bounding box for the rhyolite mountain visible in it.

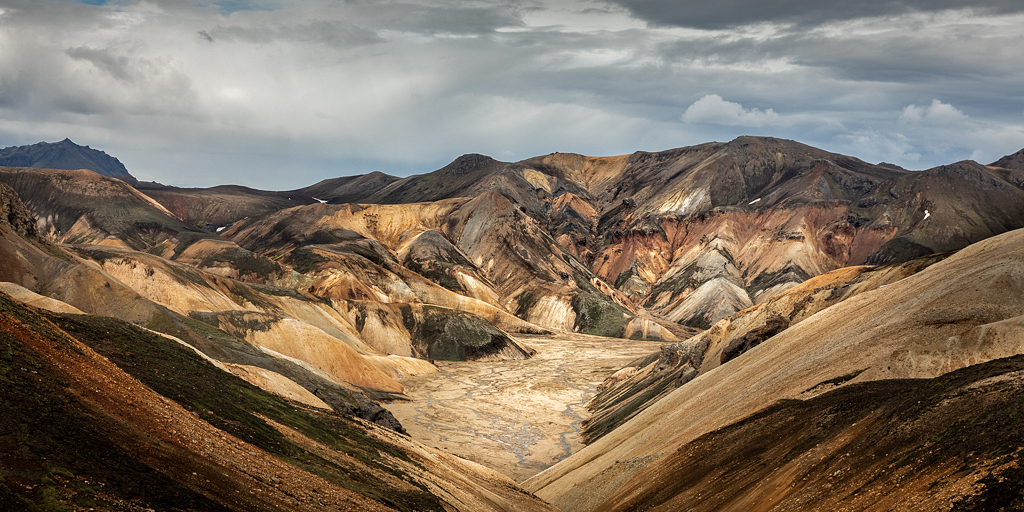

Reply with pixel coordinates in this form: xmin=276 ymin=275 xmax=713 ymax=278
xmin=0 ymin=138 xmax=134 ymax=179
xmin=3 ymin=137 xmax=1024 ymax=510
xmin=4 ymin=136 xmax=1024 ymax=340
xmin=141 ymin=136 xmax=1024 ymax=331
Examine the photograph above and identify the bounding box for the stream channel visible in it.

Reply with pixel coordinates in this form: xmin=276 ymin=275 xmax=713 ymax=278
xmin=384 ymin=334 xmax=662 ymax=482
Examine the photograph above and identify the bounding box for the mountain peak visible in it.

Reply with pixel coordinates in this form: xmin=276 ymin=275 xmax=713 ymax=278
xmin=0 ymin=139 xmax=133 ymax=179
xmin=441 ymin=153 xmax=499 ymax=176
xmin=991 ymin=148 xmax=1024 ymax=170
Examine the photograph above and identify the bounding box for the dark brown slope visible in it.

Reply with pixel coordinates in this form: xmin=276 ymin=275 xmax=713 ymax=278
xmin=135 ymin=182 xmax=310 ymax=227
xmin=0 ymin=292 xmax=394 ymax=512
xmin=597 ymin=354 xmax=1024 ymax=512
xmin=363 ymin=154 xmax=506 ymax=204
xmin=137 ymin=171 xmax=399 ymax=227
xmin=991 ymin=147 xmax=1024 ymax=170
xmin=296 ymin=171 xmax=400 ymax=204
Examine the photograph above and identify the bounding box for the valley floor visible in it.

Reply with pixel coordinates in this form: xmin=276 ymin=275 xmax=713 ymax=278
xmin=385 ymin=334 xmax=662 ymax=482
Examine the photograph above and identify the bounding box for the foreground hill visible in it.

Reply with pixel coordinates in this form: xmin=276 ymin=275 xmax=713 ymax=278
xmin=598 ymin=354 xmax=1024 ymax=512
xmin=525 ymin=226 xmax=1024 ymax=511
xmin=0 ymin=290 xmax=556 ymax=511
xmin=0 ymin=138 xmax=133 ymax=179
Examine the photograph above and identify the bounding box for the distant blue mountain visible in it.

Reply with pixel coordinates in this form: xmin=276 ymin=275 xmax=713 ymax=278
xmin=0 ymin=138 xmax=134 ymax=179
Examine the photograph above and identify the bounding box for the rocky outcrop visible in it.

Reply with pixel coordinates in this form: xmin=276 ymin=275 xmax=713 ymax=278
xmin=0 ymin=182 xmax=37 ymax=239
xmin=399 ymin=304 xmax=536 ymax=361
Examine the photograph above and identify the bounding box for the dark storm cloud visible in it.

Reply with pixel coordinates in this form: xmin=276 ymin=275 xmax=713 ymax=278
xmin=353 ymin=3 xmax=526 ymax=35
xmin=607 ymin=0 xmax=1024 ymax=29
xmin=65 ymin=47 xmax=137 ymax=82
xmin=208 ymin=19 xmax=384 ymax=47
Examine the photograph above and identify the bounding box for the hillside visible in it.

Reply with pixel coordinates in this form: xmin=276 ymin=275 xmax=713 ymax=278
xmin=0 ymin=139 xmax=133 ymax=179
xmin=0 ymin=166 xmax=201 ymax=250
xmin=0 ymin=290 xmax=556 ymax=511
xmin=597 ymin=354 xmax=1024 ymax=512
xmin=524 ymin=226 xmax=1024 ymax=511
xmin=183 ymin=137 xmax=1024 ymax=331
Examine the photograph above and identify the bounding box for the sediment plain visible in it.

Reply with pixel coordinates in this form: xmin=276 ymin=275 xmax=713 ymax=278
xmin=385 ymin=334 xmax=662 ymax=482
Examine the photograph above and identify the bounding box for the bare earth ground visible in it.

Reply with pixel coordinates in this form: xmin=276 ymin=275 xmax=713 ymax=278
xmin=385 ymin=334 xmax=663 ymax=482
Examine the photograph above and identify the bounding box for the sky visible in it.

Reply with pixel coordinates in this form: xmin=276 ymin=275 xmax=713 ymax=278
xmin=0 ymin=0 xmax=1023 ymax=189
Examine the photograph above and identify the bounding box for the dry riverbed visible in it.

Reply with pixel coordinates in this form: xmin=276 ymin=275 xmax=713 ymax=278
xmin=384 ymin=334 xmax=663 ymax=482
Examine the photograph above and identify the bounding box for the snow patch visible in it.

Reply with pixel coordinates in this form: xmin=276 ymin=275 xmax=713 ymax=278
xmin=924 ymin=210 xmax=931 ymax=220
xmin=748 ymin=198 xmax=761 ymax=205
xmin=216 ymin=226 xmax=226 ymax=232
xmin=313 ymin=197 xmax=328 ymax=204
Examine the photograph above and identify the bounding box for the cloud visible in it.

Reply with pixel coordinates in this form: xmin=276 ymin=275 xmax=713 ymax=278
xmin=681 ymin=95 xmax=782 ymax=127
xmin=899 ymin=99 xmax=969 ymax=125
xmin=0 ymin=0 xmax=1022 ymax=188
xmin=606 ymin=0 xmax=1024 ymax=29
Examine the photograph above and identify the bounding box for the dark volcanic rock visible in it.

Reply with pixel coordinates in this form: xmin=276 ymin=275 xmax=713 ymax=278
xmin=720 ymin=314 xmax=790 ymax=364
xmin=0 ymin=182 xmax=37 ymax=239
xmin=0 ymin=138 xmax=133 ymax=179
xmin=401 ymin=305 xmax=536 ymax=362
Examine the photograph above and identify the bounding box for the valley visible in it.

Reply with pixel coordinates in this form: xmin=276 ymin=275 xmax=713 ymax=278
xmin=386 ymin=334 xmax=662 ymax=482
xmin=2 ymin=136 xmax=1024 ymax=511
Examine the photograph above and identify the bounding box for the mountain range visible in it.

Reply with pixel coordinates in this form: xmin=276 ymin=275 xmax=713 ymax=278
xmin=1 ymin=136 xmax=1024 ymax=510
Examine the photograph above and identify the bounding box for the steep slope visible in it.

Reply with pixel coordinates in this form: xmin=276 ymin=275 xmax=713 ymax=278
xmin=0 ymin=166 xmax=200 ymax=249
xmin=525 ymin=227 xmax=1024 ymax=511
xmin=582 ymin=252 xmax=949 ymax=444
xmin=0 ymin=186 xmax=407 ymax=426
xmin=597 ymin=355 xmax=1024 ymax=512
xmin=0 ymin=291 xmax=557 ymax=511
xmin=226 ymin=195 xmax=632 ymax=336
xmin=0 ymin=138 xmax=133 ymax=179
xmin=991 ymin=148 xmax=1024 ymax=170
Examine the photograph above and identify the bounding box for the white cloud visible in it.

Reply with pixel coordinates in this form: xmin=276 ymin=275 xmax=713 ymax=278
xmin=899 ymin=99 xmax=969 ymax=125
xmin=681 ymin=94 xmax=782 ymax=127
